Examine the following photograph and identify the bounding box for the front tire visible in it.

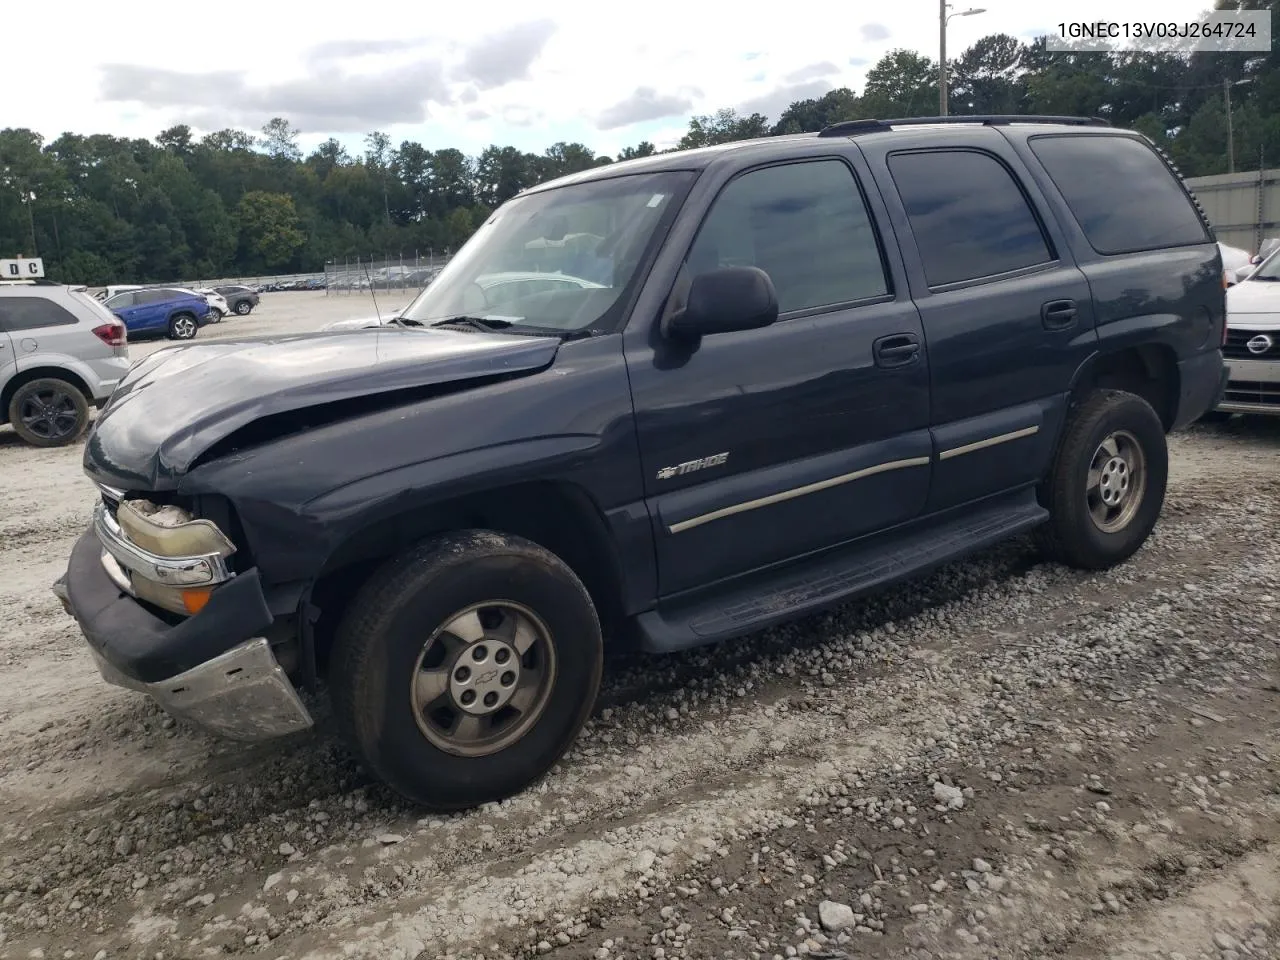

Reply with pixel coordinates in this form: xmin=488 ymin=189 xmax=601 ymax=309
xmin=330 ymin=530 xmax=603 ymax=810
xmin=7 ymin=378 xmax=91 ymax=447
xmin=168 ymin=313 xmax=198 ymax=340
xmin=208 ymin=307 xmax=223 ymax=323
xmin=234 ymin=301 xmax=252 ymax=316
xmin=1037 ymin=389 xmax=1168 ymax=571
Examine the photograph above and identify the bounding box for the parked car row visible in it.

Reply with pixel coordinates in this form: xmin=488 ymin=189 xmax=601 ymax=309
xmin=257 ymin=277 xmax=326 ymax=292
xmin=94 ymin=283 xmax=259 ymax=322
xmin=325 ymin=266 xmax=445 ymax=291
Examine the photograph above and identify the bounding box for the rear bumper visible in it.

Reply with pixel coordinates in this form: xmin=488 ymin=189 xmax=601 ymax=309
xmin=1172 ymin=349 xmax=1228 ymax=429
xmin=1217 ymin=356 xmax=1280 ymax=415
xmin=54 ymin=527 xmax=312 ymax=742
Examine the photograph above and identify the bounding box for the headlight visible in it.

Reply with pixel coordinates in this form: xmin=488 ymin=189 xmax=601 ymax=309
xmin=116 ymin=499 xmax=236 ymax=558
xmin=110 ymin=499 xmax=236 ymax=616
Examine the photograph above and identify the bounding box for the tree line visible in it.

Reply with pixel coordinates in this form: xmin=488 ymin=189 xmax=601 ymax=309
xmin=2 ymin=1 xmax=1276 ymax=284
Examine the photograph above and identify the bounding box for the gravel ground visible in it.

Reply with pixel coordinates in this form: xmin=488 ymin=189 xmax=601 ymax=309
xmin=0 ymin=296 xmax=1277 ymax=960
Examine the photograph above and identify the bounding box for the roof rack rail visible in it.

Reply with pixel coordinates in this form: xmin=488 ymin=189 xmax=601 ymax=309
xmin=817 ymin=115 xmax=1111 ymax=138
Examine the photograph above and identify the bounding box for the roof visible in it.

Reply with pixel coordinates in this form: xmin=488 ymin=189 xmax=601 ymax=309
xmin=523 ymin=115 xmax=1116 ymax=196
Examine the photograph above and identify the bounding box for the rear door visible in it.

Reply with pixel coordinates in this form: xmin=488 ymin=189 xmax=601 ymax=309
xmin=133 ymin=290 xmax=175 ymax=332
xmin=859 ymin=131 xmax=1097 ymax=514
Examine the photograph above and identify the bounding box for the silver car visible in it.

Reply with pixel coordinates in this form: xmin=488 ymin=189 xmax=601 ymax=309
xmin=0 ymin=280 xmax=131 ymax=447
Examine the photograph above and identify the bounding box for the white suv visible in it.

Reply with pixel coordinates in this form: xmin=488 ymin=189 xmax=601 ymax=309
xmin=0 ymin=280 xmax=131 ymax=447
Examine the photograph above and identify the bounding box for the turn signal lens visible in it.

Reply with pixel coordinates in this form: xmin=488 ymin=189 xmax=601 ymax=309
xmin=181 ymin=589 xmax=213 ymax=614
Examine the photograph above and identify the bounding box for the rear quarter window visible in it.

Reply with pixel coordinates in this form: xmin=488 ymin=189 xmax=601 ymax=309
xmin=0 ymin=295 xmax=81 ymax=332
xmin=1027 ymin=134 xmax=1210 ymax=255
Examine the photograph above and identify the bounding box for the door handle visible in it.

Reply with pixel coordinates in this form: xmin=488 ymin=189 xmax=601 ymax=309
xmin=1041 ymin=299 xmax=1078 ymax=330
xmin=873 ymin=333 xmax=921 ymax=368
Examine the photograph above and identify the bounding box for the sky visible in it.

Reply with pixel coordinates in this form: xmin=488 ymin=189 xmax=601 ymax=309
xmin=3 ymin=0 xmax=1214 ymax=161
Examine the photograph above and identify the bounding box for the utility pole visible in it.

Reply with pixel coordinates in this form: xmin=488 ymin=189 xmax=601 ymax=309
xmin=1226 ymin=77 xmax=1235 ymax=173
xmin=939 ymin=0 xmax=948 ymax=116
xmin=939 ymin=5 xmax=986 ymax=117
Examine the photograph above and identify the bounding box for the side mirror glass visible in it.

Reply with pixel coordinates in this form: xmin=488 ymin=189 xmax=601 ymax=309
xmin=665 ymin=266 xmax=779 ymax=340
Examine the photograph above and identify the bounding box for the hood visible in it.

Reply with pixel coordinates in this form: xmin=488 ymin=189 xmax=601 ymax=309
xmin=1226 ymin=278 xmax=1280 ymax=319
xmin=321 ymin=314 xmax=384 ymax=331
xmin=84 ymin=327 xmax=560 ymax=490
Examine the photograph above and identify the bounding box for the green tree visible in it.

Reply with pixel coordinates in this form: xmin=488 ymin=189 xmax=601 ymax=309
xmin=861 ymin=49 xmax=938 ymax=117
xmin=260 ymin=117 xmax=302 ymax=162
xmin=235 ymin=191 xmax=305 ymax=271
xmin=678 ymin=109 xmax=770 ymax=149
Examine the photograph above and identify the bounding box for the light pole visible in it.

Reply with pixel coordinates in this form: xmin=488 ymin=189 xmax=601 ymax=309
xmin=939 ymin=3 xmax=986 ymax=116
xmin=1225 ymin=77 xmax=1253 ymax=173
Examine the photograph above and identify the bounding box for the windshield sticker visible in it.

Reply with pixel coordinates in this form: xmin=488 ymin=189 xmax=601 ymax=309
xmin=647 ymin=193 xmax=666 ymax=208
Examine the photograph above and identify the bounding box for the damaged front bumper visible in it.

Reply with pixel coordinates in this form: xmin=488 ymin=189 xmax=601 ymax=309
xmin=54 ymin=521 xmax=313 ymax=743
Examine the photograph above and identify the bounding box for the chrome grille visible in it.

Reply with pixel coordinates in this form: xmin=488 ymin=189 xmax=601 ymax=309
xmin=1223 ymin=329 xmax=1280 ymax=360
xmin=1222 ymin=380 xmax=1280 ymax=406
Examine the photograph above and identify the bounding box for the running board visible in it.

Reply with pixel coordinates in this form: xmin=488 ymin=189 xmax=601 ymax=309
xmin=635 ymin=490 xmax=1048 ymax=653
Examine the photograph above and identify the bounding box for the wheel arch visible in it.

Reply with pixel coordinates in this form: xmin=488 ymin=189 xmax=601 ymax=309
xmin=1068 ymin=343 xmax=1180 ymax=431
xmin=307 ymin=479 xmax=630 ymax=674
xmin=1 ymin=365 xmax=94 ymax=425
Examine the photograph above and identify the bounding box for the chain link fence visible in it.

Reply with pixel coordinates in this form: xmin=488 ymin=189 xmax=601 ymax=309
xmin=323 ymin=253 xmax=453 ymax=295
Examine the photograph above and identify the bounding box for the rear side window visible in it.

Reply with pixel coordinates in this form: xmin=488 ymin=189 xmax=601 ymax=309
xmin=0 ymin=296 xmax=80 ymax=332
xmin=687 ymin=158 xmax=889 ymax=314
xmin=888 ymin=149 xmax=1054 ymax=287
xmin=1028 ymin=135 xmax=1210 ymax=255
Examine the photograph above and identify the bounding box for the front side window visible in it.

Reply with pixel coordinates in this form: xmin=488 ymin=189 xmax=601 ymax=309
xmin=888 ymin=149 xmax=1054 ymax=287
xmin=686 ymin=159 xmax=889 ymax=314
xmin=104 ymin=292 xmax=136 ymax=310
xmin=400 ymin=171 xmax=695 ymax=333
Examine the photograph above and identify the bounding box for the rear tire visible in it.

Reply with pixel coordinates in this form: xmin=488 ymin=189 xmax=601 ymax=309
xmin=8 ymin=377 xmax=91 ymax=447
xmin=234 ymin=301 xmax=252 ymax=316
xmin=1036 ymin=389 xmax=1168 ymax=571
xmin=330 ymin=530 xmax=603 ymax=810
xmin=168 ymin=313 xmax=198 ymax=340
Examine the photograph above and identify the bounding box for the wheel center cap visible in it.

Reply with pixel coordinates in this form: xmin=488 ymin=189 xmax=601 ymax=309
xmin=448 ymin=640 xmax=520 ymax=715
xmin=1099 ymin=456 xmax=1131 ymax=504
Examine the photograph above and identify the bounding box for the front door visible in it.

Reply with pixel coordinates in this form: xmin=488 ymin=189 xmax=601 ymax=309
xmin=623 ymin=151 xmax=933 ymax=597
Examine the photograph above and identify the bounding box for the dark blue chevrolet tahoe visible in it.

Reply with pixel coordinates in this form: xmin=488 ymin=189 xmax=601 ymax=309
xmin=54 ymin=116 xmax=1228 ymax=810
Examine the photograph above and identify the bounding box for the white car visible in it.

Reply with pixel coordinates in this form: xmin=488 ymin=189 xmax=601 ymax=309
xmin=196 ymin=288 xmax=231 ymax=322
xmin=320 ymin=272 xmax=607 ymax=331
xmin=1219 ymin=242 xmax=1253 ymax=285
xmin=1216 ymin=251 xmax=1280 ymax=417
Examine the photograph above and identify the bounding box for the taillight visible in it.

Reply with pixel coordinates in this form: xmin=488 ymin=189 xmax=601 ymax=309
xmin=92 ymin=322 xmax=127 ymax=348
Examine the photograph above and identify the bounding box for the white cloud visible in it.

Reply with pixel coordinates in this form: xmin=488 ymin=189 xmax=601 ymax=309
xmin=2 ymin=0 xmax=1212 ymax=156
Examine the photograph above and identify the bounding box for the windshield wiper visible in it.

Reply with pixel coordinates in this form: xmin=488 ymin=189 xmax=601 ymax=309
xmin=428 ymin=315 xmax=514 ymax=332
xmin=427 ymin=315 xmax=598 ymax=339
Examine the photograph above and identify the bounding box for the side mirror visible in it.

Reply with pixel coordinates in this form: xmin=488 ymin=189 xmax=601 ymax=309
xmin=1236 ymin=264 xmax=1255 ymax=281
xmin=664 ymin=266 xmax=779 ymax=340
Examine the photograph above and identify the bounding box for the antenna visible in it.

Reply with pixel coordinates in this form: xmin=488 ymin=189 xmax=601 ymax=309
xmin=362 ymin=259 xmax=382 ymax=325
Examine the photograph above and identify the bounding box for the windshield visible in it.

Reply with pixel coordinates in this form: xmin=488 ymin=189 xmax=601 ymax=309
xmin=400 ymin=171 xmax=694 ymax=333
xmin=1248 ymin=248 xmax=1280 ymax=281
